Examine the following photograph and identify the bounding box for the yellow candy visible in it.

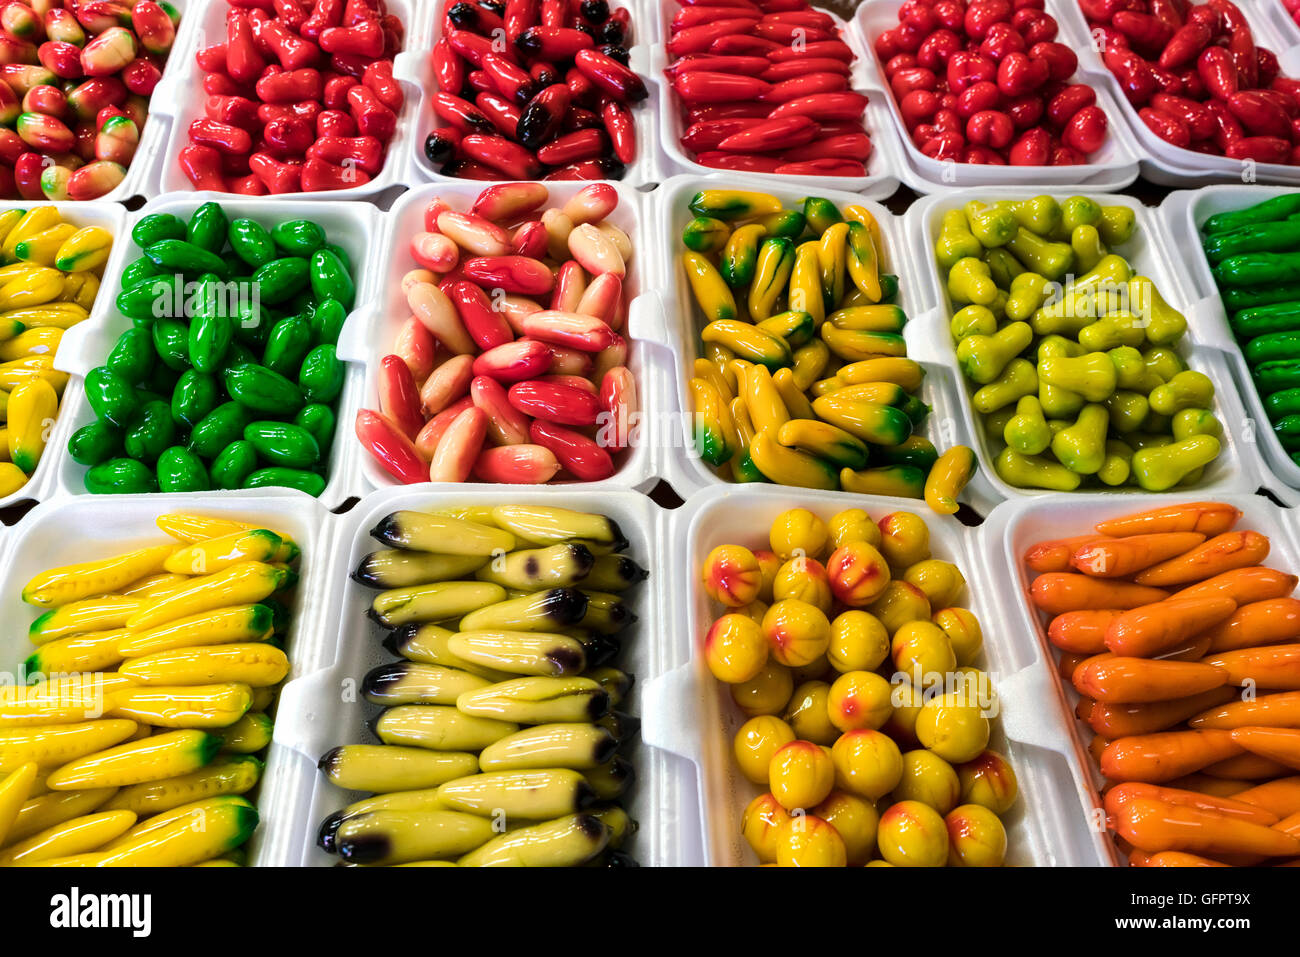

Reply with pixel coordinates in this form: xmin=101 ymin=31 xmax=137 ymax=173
xmin=733 ymin=716 xmax=796 ymax=785
xmin=761 ymin=599 xmax=830 ymax=669
xmin=703 ymin=613 xmax=768 ymax=684
xmin=768 ymin=739 xmax=835 ymax=811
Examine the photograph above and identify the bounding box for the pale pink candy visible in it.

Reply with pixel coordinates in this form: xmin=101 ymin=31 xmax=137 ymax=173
xmin=415 ymin=395 xmax=474 ymax=459
xmin=591 ymin=333 xmax=628 ymax=383
xmin=550 ymin=260 xmax=587 ymax=313
xmin=545 ymin=343 xmax=593 ymax=377
xmin=419 ymin=353 xmax=474 ymax=415
xmin=520 ymin=309 xmax=616 ymax=352
xmin=437 ymin=210 xmax=512 ymax=256
xmin=567 ymin=223 xmax=625 ymax=278
xmin=575 ymin=272 xmax=621 ymax=326
xmin=408 ymin=281 xmax=476 ymax=355
xmin=471 ymin=182 xmax=549 ymax=222
xmin=424 ymin=199 xmax=450 ymax=231
xmin=497 ymin=294 xmax=544 ymax=336
xmin=595 ymin=221 xmax=633 ymax=262
xmin=561 ymin=183 xmax=617 ymax=225
xmin=541 ymin=207 xmax=574 ymax=260
xmin=393 ymin=316 xmax=437 ymax=382
xmin=473 ymin=444 xmax=561 ymax=484
xmin=472 ymin=338 xmax=553 ymax=383
xmin=470 ymin=374 xmax=532 ymax=445
xmin=429 ymin=406 xmax=488 ymax=482
xmin=599 ymin=365 xmax=637 ymax=452
xmin=410 ymin=231 xmax=460 ymax=273
xmin=401 ymin=268 xmax=438 ymax=297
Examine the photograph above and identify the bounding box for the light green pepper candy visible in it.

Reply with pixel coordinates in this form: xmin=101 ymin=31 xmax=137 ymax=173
xmin=985 ymin=405 xmax=1016 ymax=441
xmin=1005 ymin=272 xmax=1051 ymax=322
xmin=1004 ymin=394 xmax=1051 ymax=455
xmin=1109 ymin=346 xmax=1154 ymax=391
xmin=1129 ymin=276 xmax=1187 ymax=346
xmin=1105 ymin=390 xmax=1149 ymax=433
xmin=983 ymin=247 xmax=1024 ymax=289
xmin=1129 ymin=432 xmax=1173 ymax=450
xmin=988 ymin=288 xmax=1009 ymax=322
xmin=936 ymin=209 xmax=982 ymax=270
xmin=1070 ymin=225 xmax=1107 ymax=273
xmin=995 ymin=447 xmax=1081 ymax=491
xmin=1038 ymin=352 xmax=1118 ymax=403
xmin=1051 ymin=404 xmax=1109 ymax=474
xmin=999 ymin=196 xmax=1062 ymax=236
xmin=1131 ymin=435 xmax=1220 ymax=491
xmin=973 ymin=358 xmax=1038 ymax=414
xmin=1078 ymin=311 xmax=1146 ymax=351
xmin=950 ymin=304 xmax=997 ymax=339
xmin=948 ymin=257 xmax=997 ymax=306
xmin=1097 ymin=439 xmax=1133 ymax=486
xmin=1061 ymin=196 xmax=1103 ymax=234
xmin=1143 ymin=346 xmax=1186 ymax=384
xmin=1038 ymin=336 xmax=1085 ymax=418
xmin=1172 ymin=408 xmax=1223 ymax=440
xmin=1098 ymin=205 xmax=1137 ymax=246
xmin=965 ymin=201 xmax=1019 ymax=248
xmin=957 ymin=322 xmax=1032 ymax=384
xmin=1006 ymin=227 xmax=1074 ymax=281
xmin=802 ymin=196 xmax=843 ymax=236
xmin=1150 ymin=370 xmax=1214 ymax=415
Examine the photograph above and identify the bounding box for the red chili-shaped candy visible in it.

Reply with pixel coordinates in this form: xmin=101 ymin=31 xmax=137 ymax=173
xmin=378 ymin=354 xmax=426 ymax=440
xmin=357 ymin=409 xmax=427 ymax=484
xmin=473 ymin=338 xmax=554 ymax=383
xmin=508 ymin=379 xmax=598 ymax=427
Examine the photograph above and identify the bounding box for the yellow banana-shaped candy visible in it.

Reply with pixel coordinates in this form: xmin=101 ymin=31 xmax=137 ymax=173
xmin=53 ymin=226 xmax=113 ymax=273
xmin=6 ymin=787 xmax=117 ymax=847
xmin=743 ymin=365 xmax=790 ymax=435
xmin=25 ymin=629 xmax=126 ymax=677
xmin=788 ymin=240 xmax=825 ymax=326
xmin=45 ymin=729 xmax=221 ymax=790
xmin=0 ymin=208 xmax=24 ymax=252
xmin=23 ymin=544 xmax=175 ymax=609
xmin=118 ymin=644 xmax=289 ymax=688
xmin=109 ymin=683 xmax=254 ymax=728
xmin=116 ymin=604 xmax=274 ymax=657
xmin=0 ymin=302 xmax=89 ymax=330
xmin=103 ymin=755 xmax=262 ymax=815
xmin=0 ymin=719 xmax=138 ymax=772
xmin=0 ymin=809 xmax=136 ymax=864
xmin=13 ymin=223 xmax=78 ymax=268
xmin=215 ymin=712 xmax=273 ymax=753
xmin=681 ymin=251 xmax=736 ymax=322
xmin=1 ymin=208 xmax=63 ymax=262
xmin=690 ymin=375 xmax=738 ymax=467
xmin=748 ymin=428 xmax=839 ymax=490
xmin=96 ymin=796 xmax=259 ymax=867
xmin=818 ymin=221 xmax=849 ymax=310
xmin=0 ymin=266 xmax=64 ymax=311
xmin=6 ymin=374 xmax=56 ymax=474
xmin=0 ymin=461 xmax=26 ymax=495
xmin=0 ymin=325 xmax=62 ymax=362
xmin=126 ymin=561 xmax=288 ymax=630
xmin=0 ymin=762 xmax=38 ymax=847
xmin=163 ymin=529 xmax=284 ymax=576
xmin=29 ymin=595 xmax=141 ymax=644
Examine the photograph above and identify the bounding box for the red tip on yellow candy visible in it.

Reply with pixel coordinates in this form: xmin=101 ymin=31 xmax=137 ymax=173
xmin=702 ymin=544 xmax=762 ymax=607
xmin=826 ymin=541 xmax=891 ymax=606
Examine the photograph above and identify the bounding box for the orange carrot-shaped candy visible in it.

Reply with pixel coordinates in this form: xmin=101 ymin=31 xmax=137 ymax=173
xmin=1134 ymin=531 xmax=1271 ymax=587
xmin=1234 ymin=777 xmax=1300 ymax=818
xmin=1272 ymin=809 xmax=1300 ymax=838
xmin=1134 ymin=850 xmax=1230 ymax=866
xmin=1100 ymin=729 xmax=1243 ymax=782
xmin=1165 ymin=774 xmax=1252 ymax=798
xmin=1057 ymin=651 xmax=1092 ymax=682
xmin=1175 ymin=566 xmax=1298 ymax=605
xmin=1095 ymin=502 xmax=1241 ymax=537
xmin=1191 ymin=690 xmax=1300 ymax=730
xmin=1104 ymin=782 xmax=1280 ymax=826
xmin=1086 ymin=687 xmax=1236 ymax=738
xmin=1104 ymin=596 xmax=1237 ymax=657
xmin=1070 ymin=532 xmax=1206 ymax=578
xmin=1203 ymin=644 xmax=1300 ymax=690
xmin=1049 ymin=609 xmax=1121 ymax=654
xmin=1204 ymin=598 xmax=1300 ymax=653
xmin=1089 ymin=734 xmax=1110 ymax=763
xmin=1030 ymin=574 xmax=1169 ymax=616
xmin=1203 ymin=752 xmax=1291 ymax=780
xmin=1113 ymin=796 xmax=1300 ymax=855
xmin=1160 ymin=634 xmax=1213 ymax=662
xmin=1024 ymin=534 xmax=1109 ymax=574
xmin=1075 ymin=657 xmax=1228 ymax=704
xmin=1231 ymin=727 xmax=1300 ymax=771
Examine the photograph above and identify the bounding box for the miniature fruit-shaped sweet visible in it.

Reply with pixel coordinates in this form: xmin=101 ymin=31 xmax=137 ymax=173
xmin=946 ymin=803 xmax=1007 ymax=867
xmin=775 ymin=813 xmax=846 ymax=867
xmin=903 ymin=559 xmax=966 ymax=609
xmin=773 ymin=557 xmax=833 ymax=613
xmin=812 ymin=790 xmax=879 ymax=866
xmin=829 ymin=508 xmax=881 ymax=549
xmin=891 ymin=620 xmax=957 ymax=680
xmin=831 ymin=729 xmax=903 ymax=800
xmin=769 ymin=739 xmax=836 ymax=810
xmin=769 ymin=508 xmax=830 ymax=561
xmin=731 ymin=660 xmax=794 ymax=717
xmin=827 ymin=670 xmax=892 ymax=733
xmin=784 ymin=680 xmax=839 ymax=746
xmin=762 ymin=599 xmax=831 ymax=668
xmin=915 ymin=693 xmax=991 ymax=764
xmin=878 ymin=512 xmax=931 ymax=569
xmin=877 ymin=799 xmax=949 ymax=867
xmin=734 ymin=715 xmax=796 ymax=785
xmin=894 ymin=749 xmax=961 ymax=815
xmin=956 ymin=749 xmax=1019 ymax=815
xmin=742 ymin=792 xmax=790 ymax=864
xmin=702 ymin=544 xmax=762 ymax=607
xmin=828 ymin=610 xmax=890 ymax=674
xmin=704 ymin=613 xmax=769 ymax=684
xmin=826 ymin=541 xmax=891 ymax=606
xmin=933 ymin=607 xmax=984 ymax=667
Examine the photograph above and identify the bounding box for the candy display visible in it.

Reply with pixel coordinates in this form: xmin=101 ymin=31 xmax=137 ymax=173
xmin=700 ymin=505 xmax=1017 ymax=866
xmin=663 ymin=0 xmax=874 ymax=178
xmin=180 ymin=0 xmax=405 ymax=194
xmin=316 ymin=504 xmax=644 ymax=866
xmin=69 ymin=201 xmax=356 ymax=495
xmin=354 ymin=182 xmax=636 ymax=485
xmin=0 ymin=205 xmax=113 ymax=499
xmin=873 ymin=0 xmax=1110 ymax=167
xmin=679 ymin=186 xmax=974 ymax=509
xmin=0 ymin=510 xmax=300 ymax=866
xmin=423 ymin=0 xmax=641 ymax=181
xmin=931 ymin=193 xmax=1223 ymax=492
xmin=1084 ymin=0 xmax=1300 ymax=166
xmin=0 ymin=0 xmax=178 ymax=200
xmin=1021 ymin=501 xmax=1300 ymax=865
xmin=1285 ymin=0 xmax=1300 ymax=29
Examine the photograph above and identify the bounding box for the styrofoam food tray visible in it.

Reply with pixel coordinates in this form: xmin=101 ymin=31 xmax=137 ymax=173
xmin=0 ymin=201 xmax=129 ymax=512
xmin=1161 ymin=184 xmax=1300 ymax=493
xmin=269 ymin=485 xmax=680 ymax=866
xmin=1052 ymin=0 xmax=1300 ymax=187
xmin=649 ymin=173 xmax=1000 ymax=514
xmin=847 ymin=0 xmax=1142 ymax=194
xmin=1261 ymin=0 xmax=1300 ymax=47
xmin=641 ymin=484 xmax=1107 ymax=866
xmin=905 ymin=187 xmax=1268 ymax=501
xmin=52 ymin=193 xmax=382 ymax=509
xmin=393 ymin=0 xmax=663 ymax=188
xmin=337 ymin=179 xmax=664 ymax=494
xmin=647 ymin=0 xmax=901 ymax=199
xmin=984 ymin=490 xmax=1300 ymax=867
xmin=0 ymin=490 xmax=335 ymax=868
xmin=150 ymin=0 xmax=416 ymax=200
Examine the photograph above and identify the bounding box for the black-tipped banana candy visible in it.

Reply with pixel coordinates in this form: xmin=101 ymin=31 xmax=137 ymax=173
xmin=578 ymin=633 xmax=622 ymax=669
xmin=372 ymin=705 xmax=518 ymax=751
xmin=369 ymin=582 xmax=507 ymax=627
xmin=317 ymin=787 xmax=446 ymax=853
xmin=457 ymin=812 xmax=609 ymax=867
xmin=371 ymin=511 xmax=518 ymax=555
xmin=352 ymin=551 xmax=488 ymax=589
xmin=318 ymin=745 xmax=478 ymax=792
xmin=336 ymin=809 xmax=495 ymax=865
xmin=578 ymin=591 xmax=636 ymax=634
xmin=361 ymin=662 xmax=490 ymax=706
xmin=478 ymin=724 xmax=618 ymax=772
xmin=490 ymin=506 xmax=628 ymax=553
xmin=456 ymin=677 xmax=609 ymax=724
xmin=382 ymin=624 xmax=512 ymax=681
xmin=446 ymin=630 xmax=587 ymax=677
xmin=596 ymin=710 xmax=641 ymax=743
xmin=457 ymin=588 xmax=588 ymax=632
xmin=583 ymin=756 xmax=635 ymax=800
xmin=473 ymin=544 xmax=595 ymax=590
xmin=583 ymin=554 xmax=649 ymax=591
xmin=436 ymin=769 xmax=595 ymax=820
xmin=589 ymin=804 xmax=636 ymax=849
xmin=585 ymin=667 xmax=634 ymax=708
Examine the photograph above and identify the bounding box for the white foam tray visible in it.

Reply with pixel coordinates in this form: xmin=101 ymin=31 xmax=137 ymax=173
xmin=1162 ymin=184 xmax=1300 ymax=493
xmin=52 ymin=193 xmax=383 ymax=509
xmin=392 ymin=0 xmax=664 ymax=188
xmin=847 ymin=0 xmax=1142 ymax=194
xmin=646 ymin=0 xmax=901 ymax=199
xmin=268 ymin=484 xmax=679 ymax=866
xmin=149 ymin=0 xmax=416 ymax=200
xmin=984 ymin=489 xmax=1300 ymax=867
xmin=647 ymin=173 xmax=1003 ymax=514
xmin=904 ymin=187 xmax=1270 ymax=501
xmin=641 ymin=484 xmax=1107 ymax=866
xmin=1052 ymin=0 xmax=1300 ymax=186
xmin=0 ymin=490 xmax=335 ymax=868
xmin=0 ymin=200 xmax=129 ymax=512
xmin=1261 ymin=0 xmax=1300 ymax=45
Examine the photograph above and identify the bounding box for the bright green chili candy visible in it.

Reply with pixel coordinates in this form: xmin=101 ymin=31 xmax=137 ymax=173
xmin=171 ymin=369 xmax=219 ymax=430
xmin=186 ymin=202 xmax=229 ymax=253
xmin=254 ymin=257 xmax=311 ymax=304
xmin=224 ymin=362 xmax=303 ymax=414
xmin=121 ymin=256 xmax=162 ymax=289
xmin=309 ymin=298 xmax=346 ymax=345
xmin=86 ymin=458 xmax=158 ymax=494
xmin=132 ymin=213 xmax=186 ymax=248
xmin=144 ymin=239 xmax=230 ymax=277
xmin=243 ymin=421 xmax=320 ymax=468
xmin=299 ymin=345 xmax=344 ymax=403
xmin=84 ymin=366 xmax=139 ymax=428
xmin=309 ymin=248 xmax=355 ymax=309
xmin=188 ymin=401 xmax=251 ymax=459
xmin=262 ymin=315 xmax=314 ymax=377
xmin=106 ymin=328 xmax=155 ymax=385
xmin=227 ymin=218 xmax=277 ymax=268
xmin=68 ymin=421 xmax=123 ymax=466
xmin=295 ymin=403 xmax=335 ymax=451
xmin=272 ymin=220 xmax=326 ymax=256
xmin=242 ymin=467 xmax=325 ymax=496
xmin=157 ymin=446 xmax=211 ymax=492
xmin=151 ymin=318 xmax=191 ymax=372
xmin=210 ymin=440 xmax=258 ymax=490
xmin=123 ymin=400 xmax=176 ymax=464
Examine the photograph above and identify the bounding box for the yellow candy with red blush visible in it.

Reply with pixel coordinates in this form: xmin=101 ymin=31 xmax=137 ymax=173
xmin=704 ymin=613 xmax=769 ymax=684
xmin=956 ymin=749 xmax=1019 ymax=815
xmin=828 ymin=610 xmax=890 ymax=674
xmin=769 ymin=508 xmax=829 ymax=561
xmin=945 ymin=803 xmax=1007 ymax=867
xmin=775 ymin=813 xmax=846 ymax=867
xmin=934 ymin=607 xmax=983 ymax=666
xmin=734 ymin=715 xmax=796 ymax=784
xmin=784 ymin=680 xmax=838 ymax=745
xmin=894 ymin=749 xmax=960 ymax=814
xmin=731 ymin=660 xmax=794 ymax=717
xmin=891 ymin=619 xmax=957 ymax=680
xmin=902 ymin=559 xmax=965 ymax=610
xmin=826 ymin=540 xmax=891 ymax=606
xmin=827 ymin=670 xmax=892 ymax=733
xmin=915 ymin=692 xmax=990 ymax=764
xmin=877 ymin=512 xmax=931 ymax=570
xmin=769 ymin=739 xmax=835 ymax=810
xmin=753 ymin=549 xmax=781 ymax=602
xmin=868 ymin=581 xmax=932 ymax=635
xmin=829 ymin=508 xmax=880 ymax=549
xmin=702 ymin=544 xmax=762 ymax=607
xmin=812 ymin=791 xmax=879 ymax=866
xmin=773 ymin=556 xmax=833 ymax=613
xmin=830 ymin=729 xmax=903 ymax=800
xmin=735 ymin=599 xmax=769 ymax=625
xmin=762 ymin=599 xmax=830 ymax=668
xmin=877 ymin=799 xmax=949 ymax=867
xmin=742 ymin=792 xmax=790 ymax=863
